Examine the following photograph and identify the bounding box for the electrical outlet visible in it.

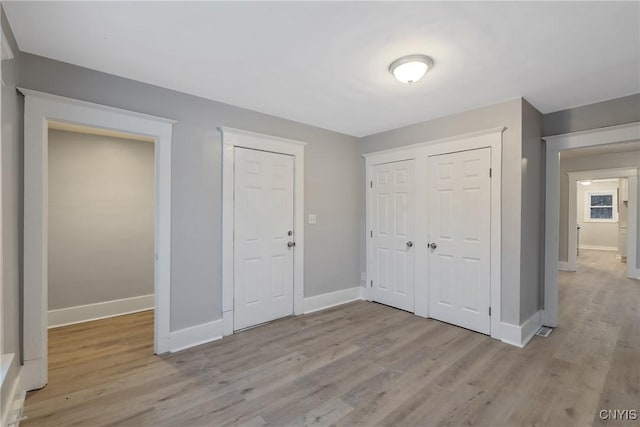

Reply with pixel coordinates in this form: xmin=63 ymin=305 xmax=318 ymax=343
xmin=308 ymin=214 xmax=317 ymax=224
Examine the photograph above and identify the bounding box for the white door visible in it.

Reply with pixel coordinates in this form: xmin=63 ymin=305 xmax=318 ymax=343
xmin=370 ymin=160 xmax=415 ymax=312
xmin=234 ymin=147 xmax=294 ymax=331
xmin=428 ymin=148 xmax=491 ymax=334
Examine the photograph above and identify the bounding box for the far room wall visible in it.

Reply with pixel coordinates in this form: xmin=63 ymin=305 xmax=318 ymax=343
xmin=48 ymin=129 xmax=154 ymax=317
xmin=559 ymin=149 xmax=640 ymax=265
xmin=576 ymin=180 xmax=620 ymax=251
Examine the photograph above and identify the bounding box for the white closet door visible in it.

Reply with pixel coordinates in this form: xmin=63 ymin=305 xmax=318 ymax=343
xmin=428 ymin=148 xmax=491 ymax=334
xmin=234 ymin=147 xmax=294 ymax=331
xmin=371 ymin=160 xmax=415 ymax=312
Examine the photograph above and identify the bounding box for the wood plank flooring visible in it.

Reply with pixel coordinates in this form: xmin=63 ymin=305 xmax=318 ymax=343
xmin=22 ymin=250 xmax=639 ymax=426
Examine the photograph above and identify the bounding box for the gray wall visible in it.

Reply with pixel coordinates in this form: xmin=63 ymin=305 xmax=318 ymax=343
xmin=19 ymin=53 xmax=361 ymax=331
xmin=1 ymin=4 xmax=22 ymax=413
xmin=543 ymin=94 xmax=640 ymax=136
xmin=559 ymin=150 xmax=640 ymax=266
xmin=48 ymin=130 xmax=154 ymax=310
xmin=520 ymin=100 xmax=544 ymax=322
xmin=576 ymin=181 xmax=619 ymax=249
xmin=359 ymin=98 xmax=524 ymax=326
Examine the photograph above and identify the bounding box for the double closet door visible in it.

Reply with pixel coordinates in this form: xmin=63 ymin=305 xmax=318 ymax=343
xmin=369 ymin=147 xmax=492 ymax=335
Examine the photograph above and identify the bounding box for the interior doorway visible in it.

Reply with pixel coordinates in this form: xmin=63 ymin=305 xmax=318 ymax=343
xmin=21 ymin=89 xmax=175 ymax=391
xmin=47 ymin=123 xmax=156 ymax=330
xmin=544 ymin=124 xmax=640 ymax=328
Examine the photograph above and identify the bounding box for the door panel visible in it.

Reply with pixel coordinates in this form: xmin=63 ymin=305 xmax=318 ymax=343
xmin=371 ymin=160 xmax=415 ymax=312
xmin=234 ymin=147 xmax=294 ymax=330
xmin=428 ymin=148 xmax=491 ymax=334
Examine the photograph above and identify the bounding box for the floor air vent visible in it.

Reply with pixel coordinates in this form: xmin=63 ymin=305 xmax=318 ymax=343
xmin=536 ymin=326 xmax=553 ymax=338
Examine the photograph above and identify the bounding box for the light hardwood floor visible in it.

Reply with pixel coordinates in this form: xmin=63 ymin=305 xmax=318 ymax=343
xmin=23 ymin=250 xmax=638 ymax=426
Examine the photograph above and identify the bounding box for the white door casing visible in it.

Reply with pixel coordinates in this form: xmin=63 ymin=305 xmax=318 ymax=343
xmin=428 ymin=148 xmax=491 ymax=335
xmin=234 ymin=148 xmax=294 ymax=330
xmin=370 ymin=160 xmax=415 ymax=312
xmin=20 ymin=89 xmax=175 ymax=391
xmin=220 ymin=127 xmax=306 ymax=336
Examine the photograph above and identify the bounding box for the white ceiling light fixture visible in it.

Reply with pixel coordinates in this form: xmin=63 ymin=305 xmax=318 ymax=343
xmin=580 ymin=181 xmax=592 ymax=186
xmin=389 ymin=54 xmax=434 ymax=84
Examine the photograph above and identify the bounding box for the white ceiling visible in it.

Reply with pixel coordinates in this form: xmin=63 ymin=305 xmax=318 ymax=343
xmin=5 ymin=2 xmax=639 ymax=137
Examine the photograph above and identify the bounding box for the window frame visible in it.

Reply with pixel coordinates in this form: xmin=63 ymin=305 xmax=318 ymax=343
xmin=584 ymin=189 xmax=618 ymax=223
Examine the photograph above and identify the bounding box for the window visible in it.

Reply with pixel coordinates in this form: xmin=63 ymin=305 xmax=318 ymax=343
xmin=584 ymin=190 xmax=618 ymax=222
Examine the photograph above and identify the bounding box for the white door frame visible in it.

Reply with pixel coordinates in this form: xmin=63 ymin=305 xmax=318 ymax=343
xmin=543 ymin=122 xmax=640 ymax=327
xmin=363 ymin=127 xmax=504 ymax=340
xmin=219 ymin=127 xmax=306 ymax=335
xmin=564 ymin=168 xmax=638 ymax=273
xmin=20 ymin=88 xmax=175 ymax=391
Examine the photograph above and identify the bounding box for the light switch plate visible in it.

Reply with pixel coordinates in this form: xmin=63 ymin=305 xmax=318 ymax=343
xmin=308 ymin=214 xmax=317 ymax=224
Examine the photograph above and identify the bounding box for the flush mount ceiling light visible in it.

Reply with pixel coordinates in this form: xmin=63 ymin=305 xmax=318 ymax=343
xmin=389 ymin=54 xmax=434 ymax=84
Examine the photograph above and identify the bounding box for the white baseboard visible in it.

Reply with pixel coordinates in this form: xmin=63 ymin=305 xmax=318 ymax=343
xmin=48 ymin=294 xmax=154 ymax=328
xmin=500 ymin=310 xmax=543 ymax=348
xmin=169 ymin=319 xmax=223 ymax=353
xmin=303 ymin=286 xmax=364 ymax=314
xmin=558 ymin=261 xmax=576 ymax=272
xmin=579 ymin=245 xmax=617 ymax=251
xmin=1 ymin=366 xmax=24 ymax=427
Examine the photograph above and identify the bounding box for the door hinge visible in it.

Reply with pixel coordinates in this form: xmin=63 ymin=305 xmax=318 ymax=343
xmin=489 ymin=168 xmax=492 ymax=178
xmin=489 ymin=307 xmax=492 ymax=316
xmin=370 ymin=230 xmax=373 ymax=238
xmin=370 ymin=180 xmax=373 ymax=188
xmin=370 ymin=280 xmax=373 ymax=288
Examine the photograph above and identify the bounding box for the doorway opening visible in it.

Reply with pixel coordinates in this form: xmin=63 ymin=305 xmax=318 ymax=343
xmin=544 ymin=124 xmax=640 ymax=328
xmin=21 ymin=89 xmax=174 ymax=391
xmin=575 ymin=177 xmax=623 ymax=264
xmin=45 ymin=122 xmax=156 ymax=389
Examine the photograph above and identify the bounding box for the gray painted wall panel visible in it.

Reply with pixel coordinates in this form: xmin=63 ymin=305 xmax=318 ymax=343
xmin=520 ymin=100 xmax=543 ymax=322
xmin=543 ymin=94 xmax=640 ymax=137
xmin=359 ymin=98 xmax=524 ymax=326
xmin=48 ymin=130 xmax=154 ymax=310
xmin=19 ymin=53 xmax=361 ymax=331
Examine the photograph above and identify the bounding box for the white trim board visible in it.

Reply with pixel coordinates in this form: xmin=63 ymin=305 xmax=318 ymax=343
xmin=500 ymin=311 xmax=543 ymax=348
xmin=48 ymin=294 xmax=154 ymax=328
xmin=544 ymin=122 xmax=640 ymax=328
xmin=303 ymin=287 xmax=365 ymax=314
xmin=565 ymin=167 xmax=636 ymax=271
xmin=169 ymin=319 xmax=223 ymax=353
xmin=19 ymin=88 xmax=175 ymax=391
xmin=579 ymin=245 xmax=618 ymax=252
xmin=1 ymin=367 xmax=24 ymax=427
xmin=364 ymin=127 xmax=505 ymax=344
xmin=219 ymin=127 xmax=306 ymax=335
xmin=557 ymin=262 xmax=575 ymax=272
